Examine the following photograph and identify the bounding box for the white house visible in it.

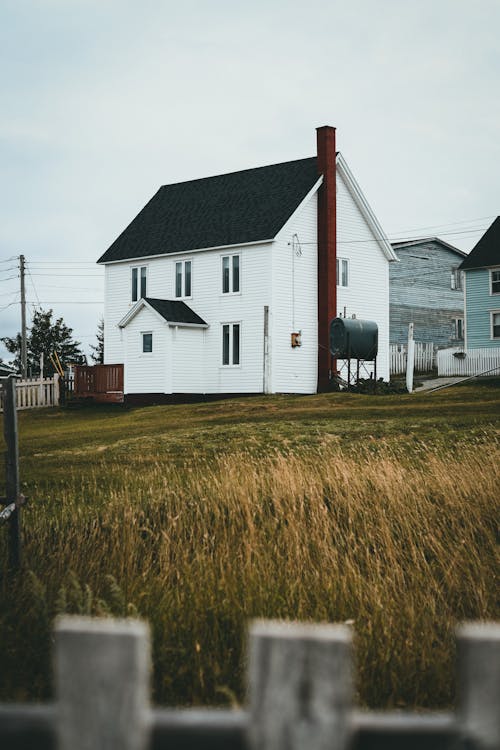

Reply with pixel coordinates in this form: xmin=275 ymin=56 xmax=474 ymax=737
xmin=97 ymin=126 xmax=397 ymax=401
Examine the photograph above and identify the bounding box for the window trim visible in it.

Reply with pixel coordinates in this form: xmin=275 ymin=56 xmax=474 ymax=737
xmin=221 ymin=253 xmax=241 ymax=295
xmin=141 ymin=331 xmax=153 ymax=355
xmin=131 ymin=265 xmax=148 ymax=302
xmin=490 ymin=268 xmax=500 ymax=296
xmin=221 ymin=321 xmax=241 ymax=367
xmin=491 ymin=310 xmax=500 ymax=340
xmin=174 ymin=259 xmax=193 ymax=299
xmin=336 ymin=257 xmax=349 ymax=288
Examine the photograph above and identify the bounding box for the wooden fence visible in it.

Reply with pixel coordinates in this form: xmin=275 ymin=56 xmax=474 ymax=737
xmin=0 ymin=375 xmax=59 ymax=412
xmin=437 ymin=347 xmax=500 ymax=377
xmin=74 ymin=363 xmax=124 ymax=403
xmin=0 ymin=617 xmax=498 ymax=750
xmin=390 ymin=342 xmax=435 ymax=375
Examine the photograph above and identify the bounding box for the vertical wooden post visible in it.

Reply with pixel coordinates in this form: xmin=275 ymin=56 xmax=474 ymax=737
xmin=457 ymin=623 xmax=500 ymax=750
xmin=248 ymin=621 xmax=352 ymax=750
xmin=55 ymin=617 xmax=151 ymax=750
xmin=3 ymin=376 xmax=21 ymax=570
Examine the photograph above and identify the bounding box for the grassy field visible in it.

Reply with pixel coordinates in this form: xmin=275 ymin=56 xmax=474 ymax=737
xmin=0 ymin=380 xmax=499 ymax=708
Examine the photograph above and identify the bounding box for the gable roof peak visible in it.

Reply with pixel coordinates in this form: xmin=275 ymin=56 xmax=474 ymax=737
xmin=459 ymin=216 xmax=500 ymax=270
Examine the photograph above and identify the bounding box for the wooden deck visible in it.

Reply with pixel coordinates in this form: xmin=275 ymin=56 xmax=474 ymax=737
xmin=74 ymin=364 xmax=124 ymax=403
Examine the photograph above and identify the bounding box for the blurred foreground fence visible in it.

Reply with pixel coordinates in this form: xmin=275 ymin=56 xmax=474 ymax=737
xmin=0 ymin=617 xmax=498 ymax=750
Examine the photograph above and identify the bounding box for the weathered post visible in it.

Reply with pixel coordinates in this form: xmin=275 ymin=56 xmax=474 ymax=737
xmin=55 ymin=617 xmax=151 ymax=750
xmin=247 ymin=621 xmax=352 ymax=750
xmin=457 ymin=622 xmax=500 ymax=750
xmin=2 ymin=376 xmax=21 ymax=569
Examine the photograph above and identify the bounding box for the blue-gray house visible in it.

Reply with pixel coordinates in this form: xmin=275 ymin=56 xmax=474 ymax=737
xmin=459 ymin=217 xmax=500 ymax=349
xmin=390 ymin=238 xmax=467 ymax=347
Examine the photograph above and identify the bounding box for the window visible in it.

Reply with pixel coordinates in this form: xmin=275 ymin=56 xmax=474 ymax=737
xmin=142 ymin=332 xmax=153 ymax=353
xmin=492 ymin=312 xmax=500 ymax=339
xmin=336 ymin=258 xmax=348 ymax=287
xmin=451 ymin=268 xmax=463 ymax=290
xmin=132 ymin=266 xmax=147 ymax=302
xmin=222 ymin=323 xmax=240 ymax=366
xmin=222 ymin=255 xmax=240 ymax=294
xmin=491 ymin=270 xmax=500 ymax=295
xmin=453 ymin=318 xmax=464 ymax=340
xmin=175 ymin=260 xmax=192 ymax=298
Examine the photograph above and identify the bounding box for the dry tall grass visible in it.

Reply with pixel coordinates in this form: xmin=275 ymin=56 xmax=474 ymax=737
xmin=1 ymin=441 xmax=498 ymax=707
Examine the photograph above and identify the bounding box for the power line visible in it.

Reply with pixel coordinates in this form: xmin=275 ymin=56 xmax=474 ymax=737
xmin=388 ymin=214 xmax=497 ymax=235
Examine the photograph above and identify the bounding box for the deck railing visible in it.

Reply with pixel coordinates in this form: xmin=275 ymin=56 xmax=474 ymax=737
xmin=0 ymin=617 xmax=498 ymax=750
xmin=74 ymin=364 xmax=124 ymax=403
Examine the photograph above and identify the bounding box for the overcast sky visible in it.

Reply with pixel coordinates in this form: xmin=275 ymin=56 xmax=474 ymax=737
xmin=1 ymin=0 xmax=499 ymax=362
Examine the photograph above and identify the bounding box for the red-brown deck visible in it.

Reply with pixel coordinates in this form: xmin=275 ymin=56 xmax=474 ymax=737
xmin=74 ymin=364 xmax=124 ymax=403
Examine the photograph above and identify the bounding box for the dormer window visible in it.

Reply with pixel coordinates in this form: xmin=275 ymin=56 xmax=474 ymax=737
xmin=132 ymin=266 xmax=147 ymax=302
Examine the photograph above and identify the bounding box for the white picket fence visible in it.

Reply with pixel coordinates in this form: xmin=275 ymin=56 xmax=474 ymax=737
xmin=0 ymin=374 xmax=60 ymax=412
xmin=390 ymin=342 xmax=435 ymax=374
xmin=437 ymin=347 xmax=500 ymax=377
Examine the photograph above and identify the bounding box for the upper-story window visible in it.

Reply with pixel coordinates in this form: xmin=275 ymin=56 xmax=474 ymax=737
xmin=451 ymin=268 xmax=463 ymax=290
xmin=222 ymin=255 xmax=240 ymax=294
xmin=336 ymin=258 xmax=348 ymax=287
xmin=132 ymin=266 xmax=147 ymax=302
xmin=491 ymin=270 xmax=500 ymax=295
xmin=175 ymin=260 xmax=192 ymax=298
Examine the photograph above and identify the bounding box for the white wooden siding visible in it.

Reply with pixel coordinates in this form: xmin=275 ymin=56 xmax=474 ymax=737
xmin=171 ymin=327 xmax=205 ymax=393
xmin=271 ymin=192 xmax=318 ymax=393
xmin=336 ymin=168 xmax=391 ymax=381
xmin=106 ymin=244 xmax=272 ymax=394
xmin=122 ymin=306 xmax=169 ymax=393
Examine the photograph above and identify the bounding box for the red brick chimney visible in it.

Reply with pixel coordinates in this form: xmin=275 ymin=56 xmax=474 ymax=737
xmin=316 ymin=125 xmax=337 ymax=392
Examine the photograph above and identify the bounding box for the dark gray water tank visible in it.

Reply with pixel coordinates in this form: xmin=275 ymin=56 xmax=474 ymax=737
xmin=330 ymin=317 xmax=378 ymax=360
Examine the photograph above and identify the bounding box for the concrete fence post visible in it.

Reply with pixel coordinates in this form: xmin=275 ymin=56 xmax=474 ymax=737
xmin=55 ymin=617 xmax=151 ymax=750
xmin=247 ymin=621 xmax=352 ymax=750
xmin=457 ymin=622 xmax=500 ymax=750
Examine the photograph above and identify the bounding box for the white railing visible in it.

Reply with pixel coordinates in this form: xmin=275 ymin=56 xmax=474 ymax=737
xmin=390 ymin=342 xmax=435 ymax=374
xmin=0 ymin=375 xmax=60 ymax=412
xmin=437 ymin=347 xmax=500 ymax=377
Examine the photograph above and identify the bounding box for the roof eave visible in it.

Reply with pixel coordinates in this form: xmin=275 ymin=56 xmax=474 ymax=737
xmin=98 ymin=238 xmax=275 ymax=266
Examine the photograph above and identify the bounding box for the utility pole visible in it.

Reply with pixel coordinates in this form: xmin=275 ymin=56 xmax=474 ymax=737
xmin=19 ymin=254 xmax=27 ymax=379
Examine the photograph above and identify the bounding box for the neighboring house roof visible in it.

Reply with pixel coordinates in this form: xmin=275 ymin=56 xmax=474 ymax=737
xmin=118 ymin=298 xmax=208 ymax=328
xmin=98 ymin=157 xmax=321 ymax=264
xmin=391 ymin=237 xmax=467 ymax=258
xmin=0 ymin=363 xmax=18 ymax=377
xmin=459 ymin=216 xmax=500 ymax=270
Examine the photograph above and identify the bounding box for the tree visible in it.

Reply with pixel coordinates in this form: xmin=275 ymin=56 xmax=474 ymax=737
xmin=1 ymin=308 xmax=85 ymax=377
xmin=90 ymin=317 xmax=104 ymax=364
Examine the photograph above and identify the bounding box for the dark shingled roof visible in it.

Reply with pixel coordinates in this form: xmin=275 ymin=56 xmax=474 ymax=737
xmin=97 ymin=157 xmax=319 ymax=263
xmin=459 ymin=217 xmax=500 ymax=270
xmin=144 ymin=298 xmax=207 ymax=326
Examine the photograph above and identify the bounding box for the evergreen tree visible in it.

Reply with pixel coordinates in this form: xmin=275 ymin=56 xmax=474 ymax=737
xmin=1 ymin=308 xmax=85 ymax=377
xmin=90 ymin=317 xmax=104 ymax=364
